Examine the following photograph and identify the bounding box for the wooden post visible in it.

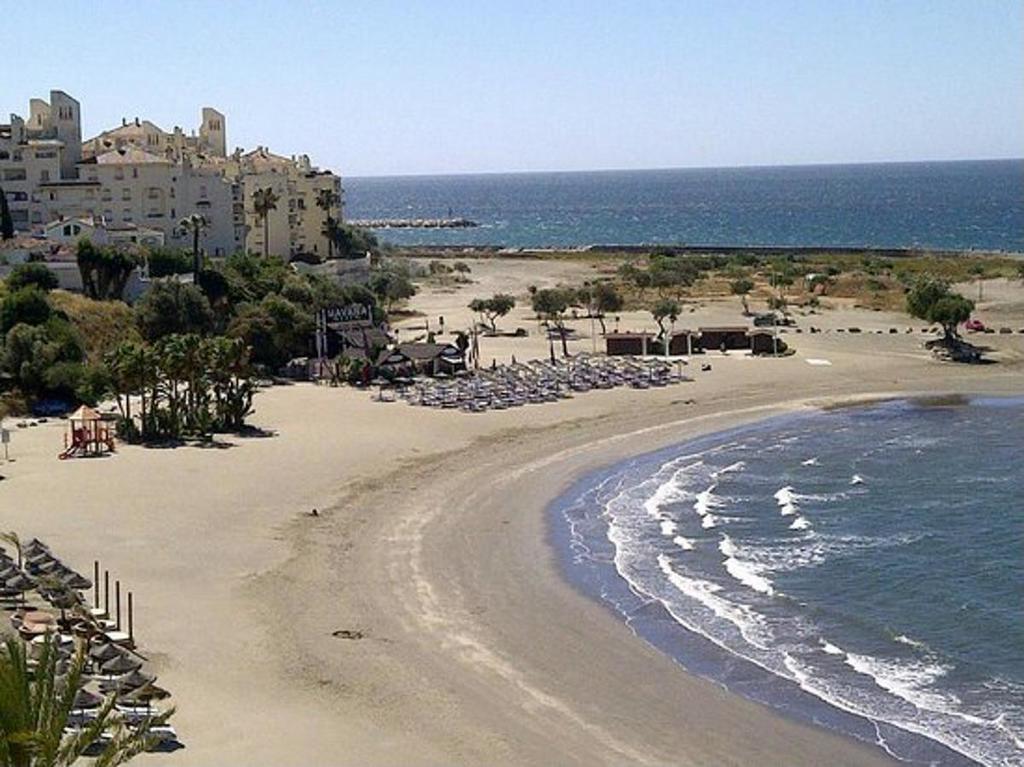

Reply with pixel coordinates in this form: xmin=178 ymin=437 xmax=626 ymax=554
xmin=128 ymin=592 xmax=134 ymax=642
xmin=94 ymin=561 xmax=100 ymax=608
xmin=115 ymin=580 xmax=121 ymax=630
xmin=103 ymin=571 xmax=110 ymax=616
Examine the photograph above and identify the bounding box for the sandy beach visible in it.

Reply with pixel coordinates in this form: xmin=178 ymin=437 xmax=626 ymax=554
xmin=2 ymin=258 xmax=1023 ymax=765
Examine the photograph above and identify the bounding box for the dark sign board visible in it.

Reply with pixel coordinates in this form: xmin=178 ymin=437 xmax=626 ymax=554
xmin=324 ymin=304 xmax=372 ymax=326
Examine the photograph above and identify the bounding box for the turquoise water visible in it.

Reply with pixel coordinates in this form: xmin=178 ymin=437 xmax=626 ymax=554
xmin=345 ymin=160 xmax=1024 ymax=250
xmin=554 ymin=397 xmax=1024 ymax=766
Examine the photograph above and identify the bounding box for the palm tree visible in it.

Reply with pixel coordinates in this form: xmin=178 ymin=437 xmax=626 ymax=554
xmin=0 ymin=636 xmax=169 ymax=766
xmin=320 ymin=218 xmax=341 ymax=261
xmin=314 ymin=188 xmax=340 ymax=259
xmin=178 ymin=214 xmax=208 ymax=282
xmin=251 ymin=188 xmax=280 ymax=257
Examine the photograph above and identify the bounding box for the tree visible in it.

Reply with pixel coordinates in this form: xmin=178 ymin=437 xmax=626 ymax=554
xmin=968 ymin=262 xmax=987 ymax=302
xmin=588 ymin=283 xmax=623 ymax=334
xmin=6 ymin=264 xmax=58 ymax=293
xmin=227 ymin=294 xmax=312 ymax=370
xmin=178 ymin=214 xmax=209 ymax=282
xmin=134 ymin=280 xmax=214 ymax=341
xmin=0 ymin=635 xmax=168 ymax=767
xmin=906 ymin=278 xmax=974 ymax=341
xmin=369 ymin=269 xmax=416 ymax=313
xmin=469 ymin=293 xmax=515 ymax=332
xmin=146 ymin=248 xmax=192 ymax=279
xmin=252 ymin=187 xmax=280 ymax=257
xmin=531 ymin=288 xmax=572 ymax=356
xmin=76 ymin=240 xmax=139 ymax=300
xmin=315 ymin=188 xmax=341 ymax=259
xmin=730 ymin=277 xmax=754 ymax=316
xmin=1 ymin=288 xmax=52 ymax=333
xmin=651 ymin=298 xmax=680 ymax=339
xmin=0 ymin=185 xmax=13 ymax=240
xmin=331 ymin=224 xmax=378 ymax=259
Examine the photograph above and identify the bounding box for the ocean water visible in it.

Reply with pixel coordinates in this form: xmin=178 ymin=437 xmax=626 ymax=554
xmin=552 ymin=397 xmax=1024 ymax=766
xmin=344 ymin=160 xmax=1024 ymax=251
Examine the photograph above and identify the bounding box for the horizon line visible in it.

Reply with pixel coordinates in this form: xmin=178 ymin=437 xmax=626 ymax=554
xmin=346 ymin=155 xmax=1024 ymax=180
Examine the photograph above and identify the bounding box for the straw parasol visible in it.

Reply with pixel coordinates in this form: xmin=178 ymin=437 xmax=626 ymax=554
xmin=118 ymin=681 xmax=170 ymax=707
xmin=101 ymin=653 xmax=142 ymax=675
xmin=89 ymin=642 xmax=123 ymax=662
xmin=60 ymin=571 xmax=92 ymax=591
xmin=100 ymin=669 xmax=154 ymax=694
xmin=6 ymin=572 xmax=35 ymax=592
xmin=72 ymin=687 xmax=104 ymax=710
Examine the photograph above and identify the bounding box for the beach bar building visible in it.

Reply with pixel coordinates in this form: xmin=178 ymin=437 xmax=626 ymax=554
xmin=668 ymin=329 xmax=701 ymax=355
xmin=699 ymin=326 xmax=751 ymax=351
xmin=605 ymin=332 xmax=655 ymax=356
xmin=379 ymin=343 xmax=466 ymax=377
xmin=748 ymin=330 xmax=787 ymax=355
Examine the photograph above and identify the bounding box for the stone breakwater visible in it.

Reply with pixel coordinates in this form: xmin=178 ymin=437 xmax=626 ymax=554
xmin=350 ymin=217 xmax=478 ymax=229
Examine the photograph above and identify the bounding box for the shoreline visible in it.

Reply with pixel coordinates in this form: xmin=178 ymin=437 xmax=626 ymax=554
xmin=262 ymin=378 xmax=1021 ymax=765
xmin=382 ymin=243 xmax=1024 ymax=260
xmin=546 ymin=397 xmax=1021 ymax=766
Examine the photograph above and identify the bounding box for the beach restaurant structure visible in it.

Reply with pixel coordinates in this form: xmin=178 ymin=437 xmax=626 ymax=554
xmin=376 ymin=342 xmax=466 ymax=377
xmin=605 ymin=332 xmax=655 ymax=356
xmin=698 ymin=326 xmax=751 ymax=351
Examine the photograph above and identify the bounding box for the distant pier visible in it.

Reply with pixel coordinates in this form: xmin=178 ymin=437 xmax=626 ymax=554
xmin=350 ymin=217 xmax=478 ymax=229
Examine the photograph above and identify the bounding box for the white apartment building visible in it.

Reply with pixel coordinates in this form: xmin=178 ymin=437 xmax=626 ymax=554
xmin=2 ymin=90 xmax=342 ymax=260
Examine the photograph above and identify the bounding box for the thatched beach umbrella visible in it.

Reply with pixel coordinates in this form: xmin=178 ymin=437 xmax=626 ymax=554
xmin=59 ymin=570 xmax=92 ymax=591
xmin=6 ymin=572 xmax=35 ymax=592
xmin=100 ymin=668 xmax=154 ymax=694
xmin=72 ymin=687 xmax=104 ymax=710
xmin=89 ymin=642 xmax=123 ymax=662
xmin=101 ymin=653 xmax=142 ymax=675
xmin=118 ymin=681 xmax=170 ymax=708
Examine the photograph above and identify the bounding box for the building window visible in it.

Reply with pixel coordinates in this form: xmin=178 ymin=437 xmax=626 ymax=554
xmin=132 ymin=168 xmax=138 ymax=178
xmin=40 ymin=170 xmax=49 ymax=182
xmin=115 ymin=168 xmax=124 ymax=180
xmin=122 ymin=188 xmax=131 ymax=200
xmin=62 ymin=224 xmax=73 ymax=236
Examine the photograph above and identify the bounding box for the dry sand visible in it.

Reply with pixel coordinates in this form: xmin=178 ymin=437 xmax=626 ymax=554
xmin=1 ymin=258 xmax=1022 ymax=765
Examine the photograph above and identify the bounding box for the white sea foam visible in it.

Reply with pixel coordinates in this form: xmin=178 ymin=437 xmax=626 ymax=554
xmin=844 ymin=652 xmax=958 ymax=713
xmin=711 ymin=461 xmax=746 ymax=478
xmin=789 ymin=516 xmax=812 ymax=531
xmin=701 ymin=515 xmax=718 ymax=529
xmin=820 ymin=639 xmax=844 ymax=655
xmin=719 ymin=535 xmax=775 ymax=596
xmin=894 ymin=634 xmax=928 ymax=650
xmin=673 ymin=536 xmax=695 ymax=550
xmin=693 ymin=485 xmax=721 ymax=516
xmin=655 ymin=554 xmax=774 ymax=650
xmin=850 ymin=474 xmax=865 ymax=485
xmin=660 ymin=519 xmax=677 ymax=536
xmin=801 ymin=457 xmax=819 ymax=466
xmin=774 ymin=486 xmax=798 ymax=516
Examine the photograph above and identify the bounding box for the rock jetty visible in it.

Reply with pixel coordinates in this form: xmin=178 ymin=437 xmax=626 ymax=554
xmin=349 ymin=217 xmax=478 ymax=229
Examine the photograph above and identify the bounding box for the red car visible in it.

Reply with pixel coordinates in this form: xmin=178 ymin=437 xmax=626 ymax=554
xmin=963 ymin=318 xmax=985 ymax=332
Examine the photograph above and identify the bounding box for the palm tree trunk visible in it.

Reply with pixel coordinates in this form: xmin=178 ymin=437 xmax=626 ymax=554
xmin=263 ymin=216 xmax=270 ymax=257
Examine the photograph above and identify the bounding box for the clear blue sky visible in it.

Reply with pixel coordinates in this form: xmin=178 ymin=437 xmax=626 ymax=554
xmin=4 ymin=1 xmax=1022 ymax=176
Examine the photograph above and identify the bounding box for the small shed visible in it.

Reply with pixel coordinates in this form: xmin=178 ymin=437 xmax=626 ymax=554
xmin=668 ymin=329 xmax=701 ymax=355
xmin=699 ymin=326 xmax=751 ymax=351
xmin=749 ymin=330 xmax=787 ymax=355
xmin=605 ymin=332 xmax=654 ymax=356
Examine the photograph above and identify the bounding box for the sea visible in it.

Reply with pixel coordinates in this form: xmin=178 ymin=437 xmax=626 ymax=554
xmin=345 ymin=160 xmax=1024 ymax=251
xmin=552 ymin=397 xmax=1024 ymax=767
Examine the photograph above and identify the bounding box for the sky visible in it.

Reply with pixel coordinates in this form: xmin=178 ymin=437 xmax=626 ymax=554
xmin=3 ymin=1 xmax=1023 ymax=177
